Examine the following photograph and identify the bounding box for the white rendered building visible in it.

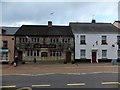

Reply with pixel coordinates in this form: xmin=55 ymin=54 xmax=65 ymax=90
xmin=70 ymin=20 xmax=119 ymax=63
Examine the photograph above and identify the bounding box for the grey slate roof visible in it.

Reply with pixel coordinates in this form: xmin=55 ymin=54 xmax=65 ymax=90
xmin=0 ymin=27 xmax=20 ymax=35
xmin=15 ymin=25 xmax=74 ymax=37
xmin=70 ymin=22 xmax=119 ymax=34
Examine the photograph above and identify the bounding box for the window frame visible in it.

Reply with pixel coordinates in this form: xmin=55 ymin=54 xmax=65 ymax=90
xmin=80 ymin=35 xmax=86 ymax=45
xmin=101 ymin=36 xmax=107 ymax=45
xmin=80 ymin=49 xmax=86 ymax=58
xmin=102 ymin=50 xmax=107 ymax=58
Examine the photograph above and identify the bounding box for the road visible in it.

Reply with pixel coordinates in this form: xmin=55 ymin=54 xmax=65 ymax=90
xmin=1 ymin=73 xmax=119 ymax=90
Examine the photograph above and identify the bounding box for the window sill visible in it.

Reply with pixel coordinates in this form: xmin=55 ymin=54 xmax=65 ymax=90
xmin=102 ymin=58 xmax=108 ymax=60
xmin=101 ymin=43 xmax=108 ymax=45
xmin=80 ymin=58 xmax=86 ymax=59
xmin=80 ymin=43 xmax=86 ymax=45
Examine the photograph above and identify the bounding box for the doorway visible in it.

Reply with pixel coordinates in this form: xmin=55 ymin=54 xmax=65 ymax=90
xmin=18 ymin=51 xmax=23 ymax=62
xmin=92 ymin=51 xmax=97 ymax=63
xmin=66 ymin=52 xmax=71 ymax=62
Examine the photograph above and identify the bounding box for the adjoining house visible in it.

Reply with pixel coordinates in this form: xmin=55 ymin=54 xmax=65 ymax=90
xmin=113 ymin=21 xmax=120 ymax=61
xmin=14 ymin=21 xmax=74 ymax=63
xmin=113 ymin=21 xmax=120 ymax=29
xmin=70 ymin=20 xmax=119 ymax=63
xmin=0 ymin=27 xmax=19 ymax=63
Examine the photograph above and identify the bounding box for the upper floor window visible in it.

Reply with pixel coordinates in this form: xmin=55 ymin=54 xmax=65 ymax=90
xmin=2 ymin=41 xmax=8 ymax=48
xmin=101 ymin=36 xmax=107 ymax=45
xmin=102 ymin=50 xmax=107 ymax=58
xmin=62 ymin=38 xmax=70 ymax=43
xmin=19 ymin=37 xmax=27 ymax=43
xmin=50 ymin=38 xmax=59 ymax=43
xmin=50 ymin=37 xmax=70 ymax=44
xmin=32 ymin=37 xmax=40 ymax=43
xmin=80 ymin=35 xmax=86 ymax=45
xmin=117 ymin=36 xmax=120 ymax=45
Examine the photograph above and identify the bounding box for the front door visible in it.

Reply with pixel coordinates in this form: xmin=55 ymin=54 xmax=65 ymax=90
xmin=66 ymin=52 xmax=71 ymax=62
xmin=92 ymin=52 xmax=97 ymax=63
xmin=18 ymin=51 xmax=22 ymax=62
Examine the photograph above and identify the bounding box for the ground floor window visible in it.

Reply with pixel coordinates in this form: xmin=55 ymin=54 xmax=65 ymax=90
xmin=50 ymin=51 xmax=62 ymax=57
xmin=102 ymin=50 xmax=107 ymax=58
xmin=26 ymin=50 xmax=39 ymax=56
xmin=118 ymin=50 xmax=120 ymax=58
xmin=0 ymin=52 xmax=9 ymax=60
xmin=80 ymin=49 xmax=86 ymax=58
xmin=41 ymin=52 xmax=48 ymax=57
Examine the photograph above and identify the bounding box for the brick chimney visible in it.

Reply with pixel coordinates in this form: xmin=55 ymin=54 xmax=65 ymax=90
xmin=48 ymin=21 xmax=52 ymax=27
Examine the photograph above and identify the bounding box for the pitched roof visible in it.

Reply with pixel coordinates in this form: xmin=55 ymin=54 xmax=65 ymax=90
xmin=114 ymin=21 xmax=120 ymax=23
xmin=70 ymin=22 xmax=119 ymax=34
xmin=0 ymin=27 xmax=20 ymax=35
xmin=15 ymin=25 xmax=74 ymax=37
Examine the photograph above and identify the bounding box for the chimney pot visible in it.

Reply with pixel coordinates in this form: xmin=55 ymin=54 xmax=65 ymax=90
xmin=48 ymin=21 xmax=52 ymax=27
xmin=92 ymin=19 xmax=96 ymax=23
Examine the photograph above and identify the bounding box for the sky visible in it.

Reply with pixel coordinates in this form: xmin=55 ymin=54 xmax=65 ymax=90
xmin=0 ymin=0 xmax=119 ymax=27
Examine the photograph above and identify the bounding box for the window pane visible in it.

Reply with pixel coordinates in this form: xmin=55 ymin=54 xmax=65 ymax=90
xmin=80 ymin=35 xmax=86 ymax=44
xmin=37 ymin=50 xmax=39 ymax=56
xmin=102 ymin=36 xmax=106 ymax=40
xmin=118 ymin=50 xmax=120 ymax=58
xmin=80 ymin=50 xmax=85 ymax=58
xmin=41 ymin=52 xmax=48 ymax=57
xmin=102 ymin=36 xmax=107 ymax=44
xmin=102 ymin=50 xmax=107 ymax=58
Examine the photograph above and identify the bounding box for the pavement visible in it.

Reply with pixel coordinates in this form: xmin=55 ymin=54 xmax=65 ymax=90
xmin=1 ymin=62 xmax=119 ymax=75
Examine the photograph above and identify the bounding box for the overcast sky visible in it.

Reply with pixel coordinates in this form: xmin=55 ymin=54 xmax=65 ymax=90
xmin=0 ymin=0 xmax=119 ymax=27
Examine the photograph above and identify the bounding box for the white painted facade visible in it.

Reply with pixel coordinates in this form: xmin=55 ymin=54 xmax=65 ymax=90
xmin=75 ymin=33 xmax=118 ymax=63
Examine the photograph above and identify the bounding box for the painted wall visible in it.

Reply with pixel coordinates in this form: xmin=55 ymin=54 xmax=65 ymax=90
xmin=1 ymin=36 xmax=15 ymax=62
xmin=75 ymin=33 xmax=118 ymax=60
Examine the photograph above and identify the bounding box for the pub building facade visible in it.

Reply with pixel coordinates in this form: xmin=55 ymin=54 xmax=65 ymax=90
xmin=14 ymin=21 xmax=74 ymax=63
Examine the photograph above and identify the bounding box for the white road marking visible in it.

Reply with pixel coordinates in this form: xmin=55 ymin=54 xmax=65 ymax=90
xmin=32 ymin=84 xmax=51 ymax=87
xmin=3 ymin=73 xmax=55 ymax=76
xmin=67 ymin=83 xmax=85 ymax=86
xmin=63 ymin=72 xmax=118 ymax=75
xmin=102 ymin=82 xmax=120 ymax=85
xmin=0 ymin=85 xmax=16 ymax=88
xmin=2 ymin=71 xmax=118 ymax=76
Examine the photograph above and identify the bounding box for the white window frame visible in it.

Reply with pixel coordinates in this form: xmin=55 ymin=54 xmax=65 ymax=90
xmin=0 ymin=52 xmax=9 ymax=60
xmin=20 ymin=37 xmax=27 ymax=43
xmin=50 ymin=51 xmax=62 ymax=57
xmin=80 ymin=35 xmax=86 ymax=44
xmin=102 ymin=50 xmax=107 ymax=58
xmin=80 ymin=49 xmax=86 ymax=58
xmin=118 ymin=50 xmax=120 ymax=58
xmin=101 ymin=35 xmax=107 ymax=44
